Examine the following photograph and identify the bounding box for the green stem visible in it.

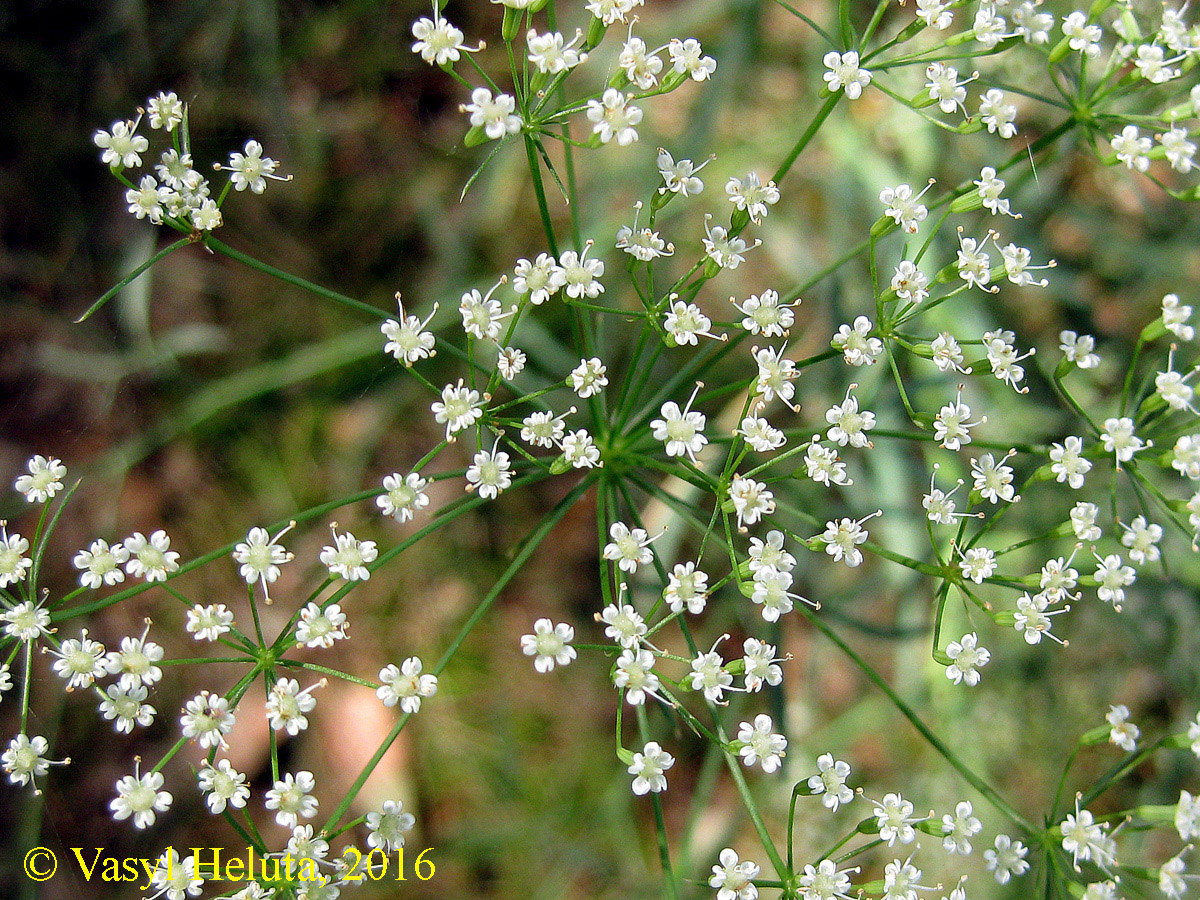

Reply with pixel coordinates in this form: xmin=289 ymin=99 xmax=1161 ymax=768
xmin=76 ymin=237 xmax=194 ymax=322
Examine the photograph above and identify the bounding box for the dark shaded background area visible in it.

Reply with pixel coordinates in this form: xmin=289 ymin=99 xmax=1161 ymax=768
xmin=3 ymin=1 xmax=1200 ymax=898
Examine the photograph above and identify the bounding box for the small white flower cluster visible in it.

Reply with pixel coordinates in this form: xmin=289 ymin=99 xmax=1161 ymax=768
xmin=96 ymin=92 xmax=289 ymax=232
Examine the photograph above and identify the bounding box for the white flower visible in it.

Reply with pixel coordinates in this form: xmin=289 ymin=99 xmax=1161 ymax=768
xmin=381 ymin=297 xmax=438 ymax=366
xmin=703 ymin=217 xmax=756 ymax=269
xmin=1060 ymin=330 xmax=1100 ymax=368
xmin=930 ymin=332 xmax=967 ymax=373
xmin=1093 ymin=552 xmax=1135 ymax=609
xmin=742 ymin=638 xmax=784 ymax=692
xmin=295 ymin=602 xmax=349 ymax=648
xmin=560 ymin=244 xmax=605 ymax=298
xmin=587 ymin=89 xmax=642 ymax=146
xmin=617 ymin=215 xmax=672 ymax=261
xmin=825 ymin=388 xmax=875 ymax=448
xmin=1040 ymin=553 xmax=1080 ymax=602
xmin=726 ymin=172 xmax=779 ymax=224
xmin=561 ymin=429 xmax=602 ymax=468
xmin=513 ymin=253 xmax=565 ymax=305
xmin=123 ymin=529 xmax=181 ymax=582
xmin=819 ymin=513 xmax=878 ymax=567
xmin=366 ymin=800 xmax=416 ymax=852
xmin=934 ymin=388 xmax=984 ymax=450
xmin=1111 ymin=125 xmax=1152 ymax=172
xmin=411 ymin=16 xmax=466 ymax=66
xmin=1062 ymin=11 xmax=1102 ymax=57
xmin=267 ymin=678 xmax=321 ymax=735
xmin=586 ymin=0 xmax=643 ymax=25
xmin=737 ymin=714 xmax=787 ymax=772
xmin=527 ymin=29 xmax=588 ymax=74
xmin=226 ymin=140 xmax=285 ymax=194
xmin=1163 ymin=293 xmax=1195 ymax=341
xmin=941 ymin=800 xmax=982 ymax=854
xmin=975 ymin=166 xmax=1015 ymax=217
xmin=99 ymin=683 xmax=155 ymax=732
xmin=804 ymin=438 xmax=851 ymax=486
xmin=883 ymin=856 xmax=934 ymax=899
xmin=105 ymin=625 xmax=164 ymax=689
xmin=710 ymin=848 xmax=760 ymax=900
xmin=180 ymin=690 xmax=236 ymax=750
xmin=198 ymin=759 xmax=250 ymax=814
xmin=463 ymin=88 xmax=522 ymax=140
xmin=570 ymin=357 xmax=608 ymax=398
xmin=739 ymin=416 xmax=786 ymax=452
xmin=600 ymin=602 xmax=647 ymax=648
xmin=1134 ymin=43 xmax=1182 ymax=83
xmin=1070 ymin=501 xmax=1102 ymax=542
xmin=1105 ymin=704 xmax=1140 ymax=752
xmin=983 ymin=328 xmax=1034 ymax=391
xmin=808 ymin=753 xmax=853 ymax=810
xmin=94 ymin=119 xmax=148 ymax=168
xmin=1156 ymin=351 xmax=1199 ymax=413
xmin=459 ymin=282 xmax=513 ymax=342
xmin=1173 ymin=434 xmax=1200 ymax=479
xmin=734 ymin=289 xmax=795 ymax=337
xmin=832 ymin=316 xmax=883 ymax=366
xmin=125 ymin=175 xmax=166 ymax=222
xmin=668 ymin=38 xmax=717 ymax=81
xmin=663 ymin=300 xmax=720 ymax=344
xmin=499 ymin=349 xmax=524 ymax=384
xmin=73 ymin=539 xmax=129 ymax=588
xmin=603 ymin=522 xmax=656 ymax=573
xmin=3 ymin=734 xmax=67 ymax=787
xmin=466 ymin=441 xmax=513 ymax=500
xmin=916 ymin=0 xmax=952 ymax=29
xmin=1049 ymin=435 xmax=1091 ymax=489
xmin=49 ymin=630 xmax=107 ymax=689
xmin=1159 ymin=852 xmax=1192 ymax=900
xmin=689 ymin=648 xmax=733 ymax=703
xmin=0 ymin=528 xmax=32 ymax=589
xmin=926 ymin=62 xmax=974 ymax=115
xmin=1014 ymin=592 xmax=1070 ymax=644
xmin=1060 ymin=801 xmax=1116 ymax=869
xmin=657 ymin=150 xmax=707 ymax=196
xmin=799 ymin=859 xmax=856 ymax=899
xmin=880 ymin=182 xmax=930 ymax=235
xmin=147 ymin=91 xmax=184 ymax=131
xmin=651 ymin=386 xmax=708 ymax=462
xmin=971 ymin=451 xmax=1018 ymax=503
xmin=234 ymin=524 xmax=294 ymax=597
xmin=753 ymin=345 xmax=799 ymax=407
xmin=956 ymin=232 xmax=995 ymax=290
xmin=628 ymin=741 xmax=674 ymax=794
xmin=432 ymin=379 xmax=484 ymax=440
xmin=729 ymin=475 xmax=775 ymax=529
xmin=111 ymin=768 xmax=172 ymax=829
xmin=520 ymin=618 xmax=576 ymax=672
xmin=750 ymin=566 xmax=805 ymax=622
xmin=1161 ymin=127 xmax=1197 ymax=174
xmin=923 ymin=470 xmax=965 ymax=526
xmin=377 ymin=657 xmax=439 ymax=713
xmin=974 ymin=5 xmax=1010 ymax=49
xmin=984 ymin=834 xmax=1030 ymax=884
xmin=618 ymin=35 xmax=662 ymax=89
xmin=265 ymin=771 xmax=319 ymax=829
xmin=979 ymin=88 xmax=1017 ymax=138
xmin=891 ymin=261 xmax=929 ymax=304
xmin=320 ymin=527 xmax=376 ymax=581
xmin=185 ymin=603 xmax=234 ymax=642
xmin=823 ymin=50 xmax=871 ymax=99
xmin=614 ymin=648 xmax=660 ymax=705
xmin=945 ymin=632 xmax=991 ymax=685
xmin=872 ymin=793 xmax=918 ymax=846
xmin=958 ymin=546 xmax=996 ymax=584
xmin=1100 ymin=416 xmax=1148 ymax=464
xmin=378 ymin=472 xmax=430 ymax=522
xmin=1012 ymin=1 xmax=1053 ymax=43
xmin=664 ymin=562 xmax=709 ymax=615
xmin=1176 ymin=790 xmax=1200 ymax=841
xmin=1001 ymin=243 xmax=1053 ymax=287
xmin=1120 ymin=515 xmax=1162 ymax=565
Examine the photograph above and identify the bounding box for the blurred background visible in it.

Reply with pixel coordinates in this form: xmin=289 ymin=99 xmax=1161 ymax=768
xmin=3 ymin=0 xmax=1200 ymax=897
